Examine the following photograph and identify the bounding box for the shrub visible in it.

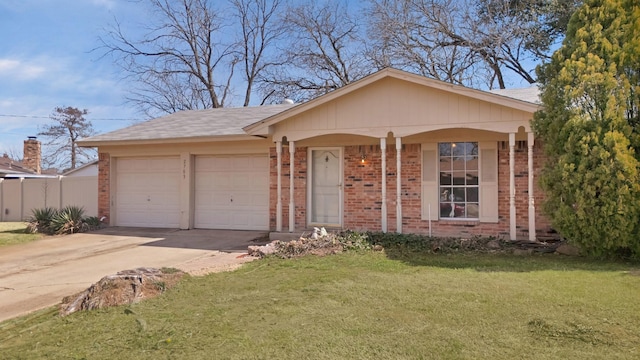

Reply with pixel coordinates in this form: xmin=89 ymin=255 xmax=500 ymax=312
xmin=337 ymin=230 xmax=372 ymax=251
xmin=365 ymin=232 xmax=504 ymax=254
xmin=27 ymin=206 xmax=103 ymax=235
xmin=27 ymin=207 xmax=58 ymax=234
xmin=83 ymin=216 xmax=101 ymax=227
xmin=50 ymin=206 xmax=87 ymax=234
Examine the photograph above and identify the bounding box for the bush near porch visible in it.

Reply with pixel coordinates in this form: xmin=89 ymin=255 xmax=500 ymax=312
xmin=1 ymin=247 xmax=638 ymax=359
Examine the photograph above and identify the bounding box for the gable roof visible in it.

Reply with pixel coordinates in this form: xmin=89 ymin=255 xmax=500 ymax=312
xmin=79 ymin=68 xmax=542 ymax=147
xmin=78 ymin=104 xmax=295 ymax=146
xmin=0 ymin=155 xmax=34 ymax=177
xmin=244 ymin=68 xmax=541 ymax=135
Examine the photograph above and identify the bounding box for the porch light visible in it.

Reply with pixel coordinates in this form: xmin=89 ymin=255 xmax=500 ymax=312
xmin=360 ymin=153 xmax=367 ymax=163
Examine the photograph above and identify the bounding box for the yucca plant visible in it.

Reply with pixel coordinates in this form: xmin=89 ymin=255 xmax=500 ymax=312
xmin=50 ymin=206 xmax=87 ymax=234
xmin=83 ymin=216 xmax=101 ymax=228
xmin=27 ymin=207 xmax=58 ymax=234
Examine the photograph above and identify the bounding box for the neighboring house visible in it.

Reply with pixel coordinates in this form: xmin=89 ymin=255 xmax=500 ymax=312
xmin=0 ymin=158 xmax=36 ymax=178
xmin=78 ymin=68 xmax=552 ymax=240
xmin=0 ymin=137 xmax=55 ymax=179
xmin=62 ymin=161 xmax=99 ymax=177
xmin=0 ymin=137 xmax=99 ymax=221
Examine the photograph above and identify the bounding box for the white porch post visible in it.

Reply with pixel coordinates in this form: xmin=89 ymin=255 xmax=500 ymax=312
xmin=527 ymin=132 xmax=536 ymax=241
xmin=380 ymin=138 xmax=387 ymax=233
xmin=276 ymin=141 xmax=283 ymax=232
xmin=509 ymin=133 xmax=516 ymax=240
xmin=396 ymin=137 xmax=402 ymax=234
xmin=288 ymin=141 xmax=296 ymax=233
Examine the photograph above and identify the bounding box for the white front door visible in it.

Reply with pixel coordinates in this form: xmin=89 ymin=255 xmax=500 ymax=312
xmin=309 ymin=148 xmax=342 ymax=226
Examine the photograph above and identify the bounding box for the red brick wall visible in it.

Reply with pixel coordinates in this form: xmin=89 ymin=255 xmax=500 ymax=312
xmin=98 ymin=153 xmax=110 ymax=223
xmin=268 ymin=141 xmax=554 ymax=239
xmin=343 ymin=145 xmax=386 ymax=231
xmin=269 ymin=146 xmax=307 ymax=231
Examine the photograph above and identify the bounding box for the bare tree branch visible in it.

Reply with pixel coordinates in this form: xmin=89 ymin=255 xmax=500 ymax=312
xmin=38 ymin=107 xmax=96 ymax=171
xmin=366 ymin=0 xmax=579 ymax=89
xmin=259 ymin=1 xmax=373 ymax=102
xmin=98 ymin=0 xmax=236 ymax=115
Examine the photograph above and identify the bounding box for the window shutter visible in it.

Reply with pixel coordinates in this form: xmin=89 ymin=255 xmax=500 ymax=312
xmin=421 ymin=143 xmax=439 ymax=221
xmin=479 ymin=141 xmax=498 ymax=222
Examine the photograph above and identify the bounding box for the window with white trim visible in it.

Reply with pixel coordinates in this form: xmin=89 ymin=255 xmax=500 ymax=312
xmin=438 ymin=142 xmax=479 ymax=219
xmin=422 ymin=141 xmax=498 ymax=223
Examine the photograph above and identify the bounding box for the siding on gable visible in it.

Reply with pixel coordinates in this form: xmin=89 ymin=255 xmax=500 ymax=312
xmin=272 ymin=78 xmax=532 ymax=142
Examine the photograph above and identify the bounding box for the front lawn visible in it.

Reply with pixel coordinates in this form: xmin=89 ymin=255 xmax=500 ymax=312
xmin=0 ymin=222 xmax=42 ymax=247
xmin=1 ymin=252 xmax=639 ymax=359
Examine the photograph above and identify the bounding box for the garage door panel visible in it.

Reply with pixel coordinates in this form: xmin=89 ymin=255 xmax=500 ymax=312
xmin=195 ymin=210 xmax=229 ymax=228
xmin=253 ymin=193 xmax=269 ymax=206
xmin=116 ymin=157 xmax=180 ymax=228
xmin=195 ymin=155 xmax=269 ymax=230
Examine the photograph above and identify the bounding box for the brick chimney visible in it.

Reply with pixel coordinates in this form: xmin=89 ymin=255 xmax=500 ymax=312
xmin=23 ymin=136 xmax=41 ymax=174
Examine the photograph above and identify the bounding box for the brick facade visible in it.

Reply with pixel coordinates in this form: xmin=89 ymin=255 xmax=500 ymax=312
xmin=98 ymin=153 xmax=110 ymax=223
xmin=269 ymin=141 xmax=554 ymax=239
xmin=269 ymin=146 xmax=308 ymax=231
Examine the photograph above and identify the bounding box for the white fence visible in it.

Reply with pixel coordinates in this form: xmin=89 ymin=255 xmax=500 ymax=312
xmin=0 ymin=176 xmax=98 ymax=221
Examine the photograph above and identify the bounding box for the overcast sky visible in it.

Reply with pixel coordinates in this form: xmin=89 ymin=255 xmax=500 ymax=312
xmin=0 ymin=0 xmax=144 ymax=157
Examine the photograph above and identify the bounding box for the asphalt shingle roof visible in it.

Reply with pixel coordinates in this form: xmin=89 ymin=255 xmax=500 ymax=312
xmin=80 ymin=103 xmax=295 ymax=144
xmin=489 ymin=86 xmax=541 ymax=104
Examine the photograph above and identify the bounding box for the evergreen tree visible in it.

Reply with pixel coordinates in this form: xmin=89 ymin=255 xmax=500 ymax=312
xmin=533 ymin=0 xmax=640 ymax=258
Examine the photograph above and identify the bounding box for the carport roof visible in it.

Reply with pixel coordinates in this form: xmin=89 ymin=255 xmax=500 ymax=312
xmin=78 ymin=103 xmax=295 ymax=146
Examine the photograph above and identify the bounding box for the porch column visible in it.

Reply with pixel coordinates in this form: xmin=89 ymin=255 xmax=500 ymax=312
xmin=380 ymin=138 xmax=387 ymax=233
xmin=527 ymin=132 xmax=536 ymax=241
xmin=396 ymin=137 xmax=402 ymax=234
xmin=288 ymin=141 xmax=296 ymax=233
xmin=276 ymin=141 xmax=283 ymax=232
xmin=509 ymin=133 xmax=516 ymax=240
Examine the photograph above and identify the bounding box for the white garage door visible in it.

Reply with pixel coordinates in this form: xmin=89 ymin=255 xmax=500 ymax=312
xmin=115 ymin=157 xmax=181 ymax=228
xmin=195 ymin=155 xmax=269 ymax=230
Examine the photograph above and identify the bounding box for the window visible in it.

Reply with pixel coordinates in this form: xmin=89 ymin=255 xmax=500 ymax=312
xmin=422 ymin=141 xmax=497 ymax=223
xmin=438 ymin=142 xmax=479 ymax=219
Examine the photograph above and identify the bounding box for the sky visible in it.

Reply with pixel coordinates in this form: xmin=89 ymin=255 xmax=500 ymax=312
xmin=0 ymin=0 xmax=542 ymax=160
xmin=0 ymin=0 xmax=144 ymax=157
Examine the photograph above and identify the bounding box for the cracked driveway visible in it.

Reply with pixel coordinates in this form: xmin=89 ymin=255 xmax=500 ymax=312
xmin=0 ymin=227 xmax=265 ymax=323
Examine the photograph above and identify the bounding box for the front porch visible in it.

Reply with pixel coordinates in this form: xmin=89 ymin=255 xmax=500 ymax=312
xmin=268 ymin=130 xmax=549 ymax=241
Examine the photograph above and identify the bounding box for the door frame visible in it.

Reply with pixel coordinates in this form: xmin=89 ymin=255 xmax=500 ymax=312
xmin=307 ymin=147 xmax=344 ymax=228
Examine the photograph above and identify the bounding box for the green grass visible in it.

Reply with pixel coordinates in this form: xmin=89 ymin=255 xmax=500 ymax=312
xmin=1 ymin=252 xmax=639 ymax=359
xmin=0 ymin=222 xmax=42 ymax=247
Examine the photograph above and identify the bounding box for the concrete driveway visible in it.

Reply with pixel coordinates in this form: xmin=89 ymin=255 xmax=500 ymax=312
xmin=0 ymin=227 xmax=266 ymax=323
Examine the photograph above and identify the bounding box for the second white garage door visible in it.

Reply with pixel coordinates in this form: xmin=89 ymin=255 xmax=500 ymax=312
xmin=194 ymin=155 xmax=269 ymax=230
xmin=115 ymin=157 xmax=181 ymax=228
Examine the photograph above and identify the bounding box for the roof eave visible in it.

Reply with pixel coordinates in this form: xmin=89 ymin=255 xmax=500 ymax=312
xmin=78 ymin=134 xmax=265 ymax=148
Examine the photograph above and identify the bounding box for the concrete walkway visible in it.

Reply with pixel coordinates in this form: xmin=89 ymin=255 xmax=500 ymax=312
xmin=0 ymin=227 xmax=266 ymax=323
